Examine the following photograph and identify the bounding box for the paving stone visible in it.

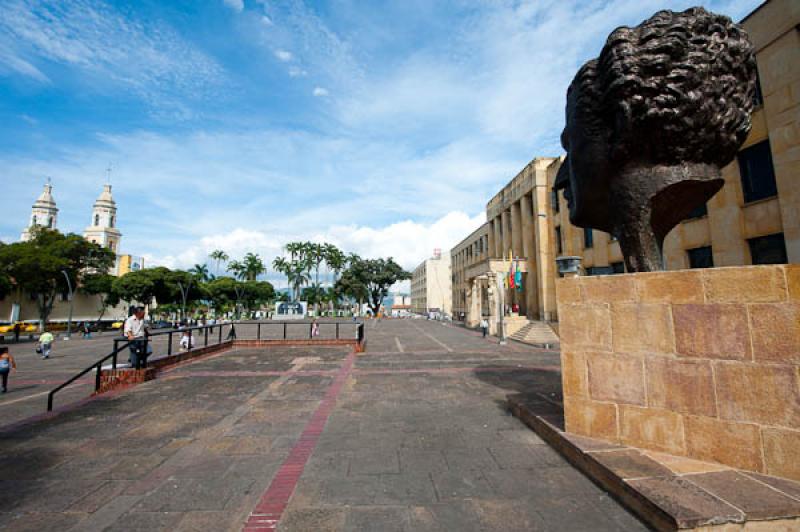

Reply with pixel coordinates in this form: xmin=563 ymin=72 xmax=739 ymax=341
xmin=488 ymin=442 xmax=568 ymax=469
xmin=348 ymin=448 xmax=400 ymax=475
xmin=0 ymin=511 xmax=87 ymax=532
xmin=343 ymin=506 xmax=410 ymax=532
xmin=279 ymin=506 xmax=346 ymax=532
xmin=108 ymin=511 xmax=184 ymax=531
xmin=688 ymin=470 xmax=800 ymax=520
xmin=373 ymin=473 xmax=439 ymax=505
xmin=431 ymin=470 xmax=495 ymax=500
xmin=745 ymin=472 xmax=800 ymax=501
xmin=398 ymin=449 xmax=449 ymax=474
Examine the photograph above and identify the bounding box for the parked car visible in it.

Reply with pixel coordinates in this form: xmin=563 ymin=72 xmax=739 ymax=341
xmin=150 ymin=320 xmax=172 ymax=330
xmin=0 ymin=322 xmax=38 ymax=334
xmin=110 ymin=321 xmax=124 ymax=330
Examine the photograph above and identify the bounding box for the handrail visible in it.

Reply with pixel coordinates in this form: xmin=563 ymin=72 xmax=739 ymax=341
xmin=47 ymin=339 xmax=132 ymax=411
xmin=47 ymin=320 xmax=365 ymax=412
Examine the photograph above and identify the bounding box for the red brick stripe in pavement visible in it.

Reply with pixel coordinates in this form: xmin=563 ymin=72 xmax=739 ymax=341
xmin=243 ymin=350 xmax=357 ymax=531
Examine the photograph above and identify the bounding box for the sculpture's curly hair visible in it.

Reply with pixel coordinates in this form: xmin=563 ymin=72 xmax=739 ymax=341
xmin=569 ymin=7 xmax=757 ymax=166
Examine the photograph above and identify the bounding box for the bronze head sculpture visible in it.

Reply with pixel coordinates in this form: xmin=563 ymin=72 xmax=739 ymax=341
xmin=554 ymin=7 xmax=757 ymax=272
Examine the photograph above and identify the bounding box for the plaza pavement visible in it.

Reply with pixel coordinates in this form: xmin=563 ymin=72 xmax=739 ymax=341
xmin=0 ymin=319 xmax=647 ymax=531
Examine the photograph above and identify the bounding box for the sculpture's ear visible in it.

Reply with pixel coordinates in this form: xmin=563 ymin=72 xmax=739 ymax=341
xmin=609 ymin=100 xmax=632 ymax=161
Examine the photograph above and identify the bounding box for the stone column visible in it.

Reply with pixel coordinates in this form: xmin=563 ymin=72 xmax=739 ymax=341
xmin=501 ymin=209 xmax=511 ymax=258
xmin=487 ymin=220 xmax=496 ymax=259
xmin=468 ymin=279 xmax=480 ymax=327
xmin=520 ymin=192 xmax=539 ymax=319
xmin=532 ymin=169 xmax=556 ymax=320
xmin=494 ymin=216 xmax=503 ymax=258
xmin=511 ymin=201 xmax=524 ymax=259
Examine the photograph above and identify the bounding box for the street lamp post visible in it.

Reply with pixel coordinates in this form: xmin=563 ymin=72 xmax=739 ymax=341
xmin=61 ymin=270 xmax=74 ymax=340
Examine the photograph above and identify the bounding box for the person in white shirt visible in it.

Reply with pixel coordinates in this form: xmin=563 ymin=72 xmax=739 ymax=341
xmin=179 ymin=330 xmax=194 ymax=351
xmin=124 ymin=307 xmax=149 ymax=369
xmin=479 ymin=317 xmax=489 ymax=338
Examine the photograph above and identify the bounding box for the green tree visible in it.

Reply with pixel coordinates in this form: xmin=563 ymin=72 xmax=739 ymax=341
xmin=241 ymin=252 xmax=266 ymax=281
xmin=209 ymin=249 xmax=229 ymax=277
xmin=189 ymin=263 xmax=211 ymax=282
xmin=81 ymin=273 xmax=121 ymax=323
xmin=0 ymin=229 xmax=115 ymax=327
xmin=335 ymin=256 xmax=410 ymax=316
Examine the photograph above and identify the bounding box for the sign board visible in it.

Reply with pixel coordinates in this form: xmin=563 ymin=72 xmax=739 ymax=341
xmin=274 ymin=301 xmax=307 ymax=320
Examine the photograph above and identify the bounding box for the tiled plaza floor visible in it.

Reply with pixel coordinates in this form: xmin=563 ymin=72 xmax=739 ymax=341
xmin=0 ymin=319 xmax=647 ymax=531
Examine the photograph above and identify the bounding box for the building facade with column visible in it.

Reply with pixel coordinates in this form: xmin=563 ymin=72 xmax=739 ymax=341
xmin=554 ymin=0 xmax=799 ymax=274
xmin=451 ymin=0 xmax=799 ymax=335
xmin=410 ymin=251 xmax=452 ymax=316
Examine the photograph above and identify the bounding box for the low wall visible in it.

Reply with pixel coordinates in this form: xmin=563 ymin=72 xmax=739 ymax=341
xmin=557 ymin=264 xmax=800 ymax=481
xmin=96 ymin=337 xmax=365 ymax=394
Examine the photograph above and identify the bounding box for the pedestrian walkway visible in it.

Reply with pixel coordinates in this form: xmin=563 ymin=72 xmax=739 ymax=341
xmin=0 ymin=319 xmax=646 ymax=531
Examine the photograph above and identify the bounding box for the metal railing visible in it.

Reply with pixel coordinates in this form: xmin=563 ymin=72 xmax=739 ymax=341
xmin=47 ymin=320 xmax=364 ymax=411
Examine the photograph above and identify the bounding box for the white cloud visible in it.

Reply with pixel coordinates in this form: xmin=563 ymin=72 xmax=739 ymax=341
xmin=223 ymin=0 xmax=244 ymax=12
xmin=312 ymin=87 xmax=328 ymax=97
xmin=288 ymin=66 xmax=306 ymax=77
xmin=0 ymin=0 xmax=225 ymax=118
xmin=149 ymin=211 xmax=484 ymax=286
xmin=274 ymin=49 xmax=293 ymax=62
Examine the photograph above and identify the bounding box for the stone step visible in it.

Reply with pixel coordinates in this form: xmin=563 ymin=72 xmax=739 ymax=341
xmin=509 ymin=321 xmax=560 ymax=347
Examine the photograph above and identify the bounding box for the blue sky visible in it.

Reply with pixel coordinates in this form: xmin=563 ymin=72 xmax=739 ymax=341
xmin=0 ymin=0 xmax=762 ymax=285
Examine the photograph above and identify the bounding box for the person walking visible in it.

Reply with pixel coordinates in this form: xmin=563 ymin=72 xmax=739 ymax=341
xmin=82 ymin=321 xmax=92 ymax=339
xmin=179 ymin=330 xmax=194 ymax=351
xmin=12 ymin=323 xmax=21 ymax=343
xmin=0 ymin=347 xmax=16 ymax=393
xmin=38 ymin=330 xmax=54 ymax=359
xmin=311 ymin=319 xmax=320 ymax=338
xmin=480 ymin=317 xmax=489 ymax=338
xmin=124 ymin=307 xmax=148 ymax=369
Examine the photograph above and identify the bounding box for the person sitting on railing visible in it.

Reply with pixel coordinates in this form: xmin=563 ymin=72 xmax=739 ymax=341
xmin=179 ymin=330 xmax=194 ymax=351
xmin=124 ymin=306 xmax=149 ymax=369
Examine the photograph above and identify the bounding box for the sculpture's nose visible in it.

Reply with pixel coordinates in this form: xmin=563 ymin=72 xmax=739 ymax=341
xmin=554 ymin=156 xmax=570 ymax=191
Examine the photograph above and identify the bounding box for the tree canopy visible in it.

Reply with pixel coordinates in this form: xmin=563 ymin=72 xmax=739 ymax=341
xmin=335 ymin=256 xmax=410 ymax=315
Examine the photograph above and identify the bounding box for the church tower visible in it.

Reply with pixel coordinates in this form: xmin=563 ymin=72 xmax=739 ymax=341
xmin=21 ymin=182 xmax=58 ymax=241
xmin=83 ymin=184 xmax=122 ymax=254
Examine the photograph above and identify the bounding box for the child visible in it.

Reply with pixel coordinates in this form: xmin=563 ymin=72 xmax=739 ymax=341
xmin=179 ymin=330 xmax=194 ymax=351
xmin=0 ymin=347 xmax=17 ymax=393
xmin=311 ymin=319 xmax=320 ymax=338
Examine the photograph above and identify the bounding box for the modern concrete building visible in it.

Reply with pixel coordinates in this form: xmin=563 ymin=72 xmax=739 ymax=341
xmin=410 ymin=251 xmax=452 ymax=316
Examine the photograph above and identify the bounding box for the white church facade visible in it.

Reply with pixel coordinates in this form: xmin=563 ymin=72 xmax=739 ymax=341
xmin=2 ymin=183 xmax=137 ymax=327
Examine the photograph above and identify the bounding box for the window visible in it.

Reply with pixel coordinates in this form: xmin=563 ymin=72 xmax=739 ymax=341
xmin=611 ymin=262 xmax=625 ymax=274
xmin=739 ymin=140 xmax=777 ymax=203
xmin=753 ymin=69 xmax=764 ymax=107
xmin=32 ymin=215 xmax=37 ymax=226
xmin=686 ymin=203 xmax=708 ymax=220
xmin=687 ymin=246 xmax=714 ymax=269
xmin=95 ymin=214 xmax=100 ymax=226
xmin=110 ymin=216 xmax=115 ymax=228
xmin=555 ymin=226 xmax=563 ymax=255
xmin=47 ymin=216 xmax=53 ymax=228
xmin=586 ymin=266 xmax=614 ymax=276
xmin=748 ymin=233 xmax=787 ymax=265
xmin=551 ymin=189 xmax=560 ymax=213
xmin=583 ymin=228 xmax=593 ymax=249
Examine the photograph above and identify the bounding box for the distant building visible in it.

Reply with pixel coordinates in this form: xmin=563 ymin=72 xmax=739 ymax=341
xmin=2 ymin=182 xmax=133 ymax=325
xmin=20 ymin=183 xmax=58 ymax=241
xmin=410 ymin=250 xmax=452 ymax=316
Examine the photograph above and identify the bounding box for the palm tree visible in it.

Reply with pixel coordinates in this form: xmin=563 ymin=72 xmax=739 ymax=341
xmin=307 ymin=242 xmax=327 ymax=314
xmin=227 ymin=260 xmax=245 ymax=280
xmin=209 ymin=250 xmax=229 ymax=277
xmin=190 ymin=263 xmax=211 ymax=282
xmin=241 ymin=252 xmax=266 ymax=281
xmin=285 ymin=242 xmax=305 ymax=262
xmin=286 ymin=262 xmax=310 ymax=301
xmin=324 ymin=244 xmax=345 ymax=312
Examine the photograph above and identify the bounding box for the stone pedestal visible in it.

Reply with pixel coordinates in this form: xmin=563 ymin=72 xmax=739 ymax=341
xmin=557 ymin=265 xmax=800 ymax=481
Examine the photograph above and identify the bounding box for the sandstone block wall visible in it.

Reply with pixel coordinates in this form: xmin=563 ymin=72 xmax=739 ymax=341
xmin=557 ymin=265 xmax=800 ymax=481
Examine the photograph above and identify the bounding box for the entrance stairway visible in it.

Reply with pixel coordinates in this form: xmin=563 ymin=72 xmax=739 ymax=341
xmin=509 ymin=320 xmax=560 ymax=348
